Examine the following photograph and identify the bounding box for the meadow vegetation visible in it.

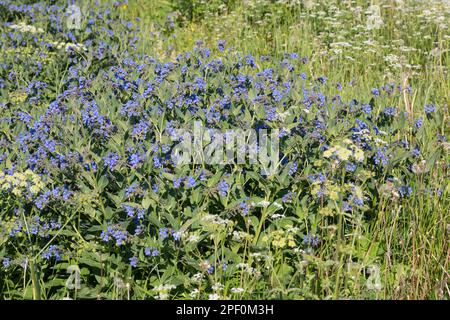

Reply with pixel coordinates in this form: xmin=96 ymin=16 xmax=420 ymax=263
xmin=0 ymin=0 xmax=448 ymax=299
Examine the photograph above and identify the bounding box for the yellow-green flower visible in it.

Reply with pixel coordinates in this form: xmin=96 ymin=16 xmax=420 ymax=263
xmin=323 ymin=141 xmax=365 ymax=162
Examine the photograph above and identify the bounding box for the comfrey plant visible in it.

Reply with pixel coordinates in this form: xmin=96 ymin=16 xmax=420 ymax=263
xmin=0 ymin=0 xmax=448 ymax=300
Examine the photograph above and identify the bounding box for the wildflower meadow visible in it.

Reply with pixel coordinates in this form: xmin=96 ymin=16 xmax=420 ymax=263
xmin=0 ymin=0 xmax=449 ymax=300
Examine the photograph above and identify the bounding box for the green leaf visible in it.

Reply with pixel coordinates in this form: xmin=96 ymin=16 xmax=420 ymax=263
xmin=97 ymin=176 xmax=109 ymax=192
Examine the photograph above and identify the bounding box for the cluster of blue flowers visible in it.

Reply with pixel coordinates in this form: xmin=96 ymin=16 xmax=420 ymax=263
xmin=0 ymin=0 xmax=446 ymax=299
xmin=101 ymin=226 xmax=129 ymax=246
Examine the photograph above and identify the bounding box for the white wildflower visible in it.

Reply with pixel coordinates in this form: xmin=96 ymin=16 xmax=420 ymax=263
xmin=256 ymin=200 xmax=271 ymax=207
xmin=191 ymin=273 xmax=204 ymax=283
xmin=231 ymin=287 xmax=245 ymax=293
xmin=187 ymin=234 xmax=200 ymax=243
xmin=189 ymin=289 xmax=199 ymax=298
xmin=208 ymin=293 xmax=220 ymax=300
xmin=212 ymin=283 xmax=224 ymax=292
xmin=272 ymin=202 xmax=283 ymax=209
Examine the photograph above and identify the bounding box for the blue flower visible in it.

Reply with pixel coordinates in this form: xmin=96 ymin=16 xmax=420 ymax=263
xmin=288 ymin=161 xmax=298 ymax=176
xmin=162 ymin=144 xmax=171 ymax=154
xmin=200 ymin=47 xmax=211 ymax=58
xmin=424 ymin=104 xmax=436 ymax=114
xmin=218 ymin=180 xmax=229 ymax=196
xmin=172 ymin=230 xmax=181 ymax=241
xmin=282 ymin=192 xmax=294 ymax=203
xmin=217 ymin=40 xmax=226 ymax=52
xmin=137 ymin=209 xmax=145 ymax=220
xmin=345 ymin=162 xmax=357 ymax=172
xmin=356 ymin=119 xmax=368 ymax=130
xmin=195 ymin=77 xmax=207 ymax=91
xmin=123 ymin=205 xmax=135 ymax=217
xmin=398 ymin=185 xmax=412 ymax=198
xmin=134 ymin=225 xmax=143 ymax=235
xmin=129 ymin=257 xmax=138 ymax=268
xmin=353 ymin=197 xmax=364 ymax=206
xmin=374 ymin=147 xmax=389 ymax=167
xmin=383 ymin=107 xmax=397 ymax=117
xmin=101 ymin=225 xmax=129 ymax=246
xmin=153 ymin=156 xmax=162 ymax=169
xmin=159 ymin=227 xmax=169 ymax=239
xmin=199 ymin=170 xmax=207 ymax=181
xmin=316 ymin=76 xmax=327 ymax=84
xmin=207 ymin=265 xmax=214 ymax=274
xmin=100 ymin=230 xmax=110 ymax=242
xmin=272 ymin=89 xmax=283 ymax=102
xmin=308 ymin=173 xmax=326 ymax=183
xmin=128 ymin=152 xmax=144 ymax=168
xmin=145 ymin=247 xmax=159 ymax=257
xmin=42 ymin=245 xmax=61 ymax=261
xmin=415 ymin=118 xmax=423 ymax=129
xmin=265 ymin=106 xmax=277 ymax=121
xmin=85 ymin=160 xmax=98 ymax=172
xmin=103 ymin=152 xmax=119 ymax=171
xmin=2 ymin=258 xmax=10 ymax=269
xmin=132 ymin=120 xmax=149 ymax=139
xmin=362 ymin=104 xmax=372 ymax=115
xmin=125 ymin=182 xmax=140 ymax=198
xmin=173 ymin=178 xmax=182 ymax=189
xmin=35 ymin=191 xmax=51 ymax=210
xmin=239 ymin=202 xmax=249 ymax=215
xmin=186 ymin=176 xmax=196 ymax=188
xmin=342 ymin=202 xmax=353 ymax=212
xmin=303 ymin=235 xmax=319 ymax=247
xmin=245 ymin=55 xmax=256 ymax=68
xmin=113 ymin=229 xmax=128 ymax=246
